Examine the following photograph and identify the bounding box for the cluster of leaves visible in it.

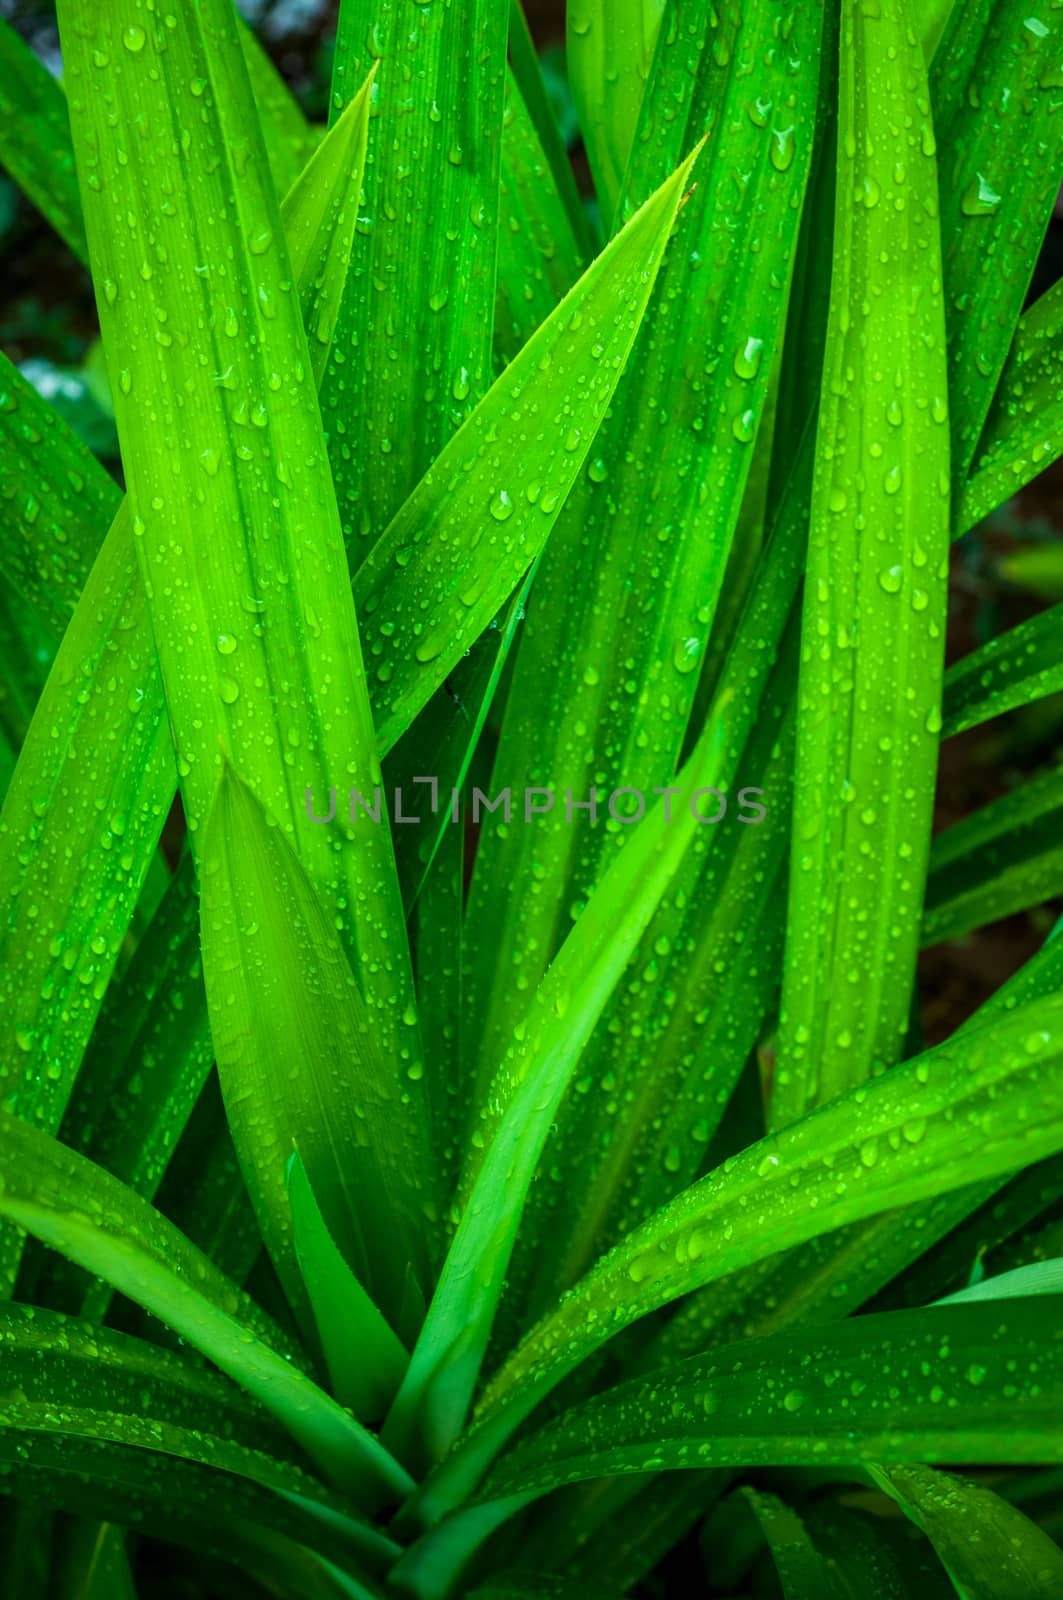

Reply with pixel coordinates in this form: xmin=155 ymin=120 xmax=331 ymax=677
xmin=1 ymin=0 xmax=1063 ymax=1595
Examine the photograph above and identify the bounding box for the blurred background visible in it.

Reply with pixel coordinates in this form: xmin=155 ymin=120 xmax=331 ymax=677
xmin=2 ymin=0 xmax=1062 ymax=1045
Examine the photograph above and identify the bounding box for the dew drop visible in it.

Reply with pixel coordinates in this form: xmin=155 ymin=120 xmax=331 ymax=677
xmin=961 ymin=172 xmax=1002 ymax=216
xmin=770 ymin=126 xmax=795 ymax=172
xmin=732 ymin=336 xmax=764 ymax=381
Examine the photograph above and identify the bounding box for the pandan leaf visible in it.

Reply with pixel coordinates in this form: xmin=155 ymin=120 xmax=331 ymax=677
xmin=464 ymin=0 xmax=823 ymax=1126
xmin=737 ymin=1488 xmax=848 ymax=1599
xmin=382 ymin=695 xmax=734 ymax=1473
xmin=922 ymin=762 xmax=1063 ymax=946
xmin=941 ymin=601 xmax=1063 ymax=738
xmin=349 ymin=138 xmax=704 ymax=754
xmin=566 ymin=0 xmax=666 ymax=223
xmin=774 ymin=0 xmax=950 ymax=1124
xmin=57 ymin=1 xmax=427 ymax=1197
xmin=0 ymin=1110 xmax=412 ymax=1513
xmin=200 ymin=764 xmax=434 ymax=1332
xmin=0 ymin=66 xmax=377 ymax=1212
xmin=323 ymin=0 xmax=509 ymax=545
xmin=286 ymin=1149 xmax=409 ymax=1423
xmin=479 ymin=1299 xmax=1063 ymax=1498
xmin=932 ymin=0 xmax=1063 ymax=487
xmin=0 ymin=19 xmax=87 ymax=264
xmin=960 ymin=280 xmax=1063 ymax=532
xmin=412 ymin=988 xmax=1063 ymax=1521
xmin=871 ymin=1463 xmax=1063 ymax=1599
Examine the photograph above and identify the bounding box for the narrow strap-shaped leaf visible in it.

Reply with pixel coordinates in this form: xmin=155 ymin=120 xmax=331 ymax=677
xmin=409 ymin=989 xmax=1063 ymax=1524
xmin=0 ymin=106 xmax=687 ymax=1300
xmin=0 ymin=1432 xmax=395 ymax=1594
xmin=28 ymin=854 xmax=212 ymax=1318
xmin=959 ymin=279 xmax=1063 ymax=532
xmin=504 ymin=640 xmax=796 ymax=1346
xmin=872 ymin=1154 xmax=1063 ymax=1311
xmin=935 ymin=1257 xmax=1063 ymax=1303
xmin=0 ymin=1303 xmax=349 ymax=1509
xmin=0 ymin=18 xmax=87 ymax=263
xmin=649 ymin=931 xmax=1063 ymax=1366
xmin=412 ymin=817 xmax=466 ymax=1217
xmin=237 ymin=21 xmax=318 ymax=195
xmin=53 ymin=1521 xmax=136 ymax=1600
xmin=737 ymin=1489 xmax=847 ymax=1600
xmin=348 ymin=139 xmax=704 ymax=753
xmin=58 ymin=0 xmax=440 ymax=1286
xmin=942 ymin=600 xmax=1063 ymax=738
xmin=0 ymin=16 xmax=315 ymax=261
xmin=507 ymin=0 xmax=596 ymax=260
xmin=916 ymin=0 xmax=956 ymax=58
xmin=871 ymin=1463 xmax=1063 ymax=1599
xmin=0 ymin=67 xmax=376 ymax=1167
xmin=287 ymin=1151 xmax=409 ymax=1423
xmin=0 ymin=586 xmax=54 ymax=763
xmin=384 ymin=563 xmax=536 ymax=914
xmin=806 ymin=1501 xmax=955 ymax=1598
xmin=566 ymin=0 xmax=666 ymax=224
xmin=932 ymin=0 xmax=1063 ymax=486
xmin=519 ymin=1470 xmax=727 ymax=1596
xmin=0 ymin=351 xmax=119 ymax=634
xmin=774 ymin=0 xmax=950 ymax=1125
xmin=382 ymin=692 xmax=735 ymax=1475
xmin=478 ymin=1300 xmax=1063 ymax=1499
xmin=464 ymin=0 xmax=823 ymax=1108
xmin=0 ymin=1111 xmax=413 ymax=1512
xmin=494 ymin=68 xmax=585 ymax=363
xmin=922 ymin=761 xmax=1063 ymax=945
xmin=201 ymin=759 xmax=433 ymax=1332
xmin=324 ymin=0 xmax=509 ymax=547
xmin=149 ymin=1071 xmax=264 ymax=1287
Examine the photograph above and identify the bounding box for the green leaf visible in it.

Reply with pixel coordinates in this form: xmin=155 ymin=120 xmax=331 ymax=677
xmin=506 ymin=1 xmax=596 ymax=260
xmin=383 ymin=692 xmax=735 ymax=1474
xmin=773 ymin=0 xmax=950 ymax=1125
xmin=871 ymin=1463 xmax=1063 ymax=1600
xmin=480 ymin=1299 xmax=1063 ymax=1499
xmin=287 ymin=1149 xmax=409 ymax=1423
xmin=464 ymin=0 xmax=823 ymax=1122
xmin=0 ymin=350 xmax=120 ymax=636
xmin=58 ymin=0 xmax=442 ymax=1289
xmin=200 ymin=757 xmax=434 ymax=1332
xmin=53 ymin=1521 xmax=136 ymax=1600
xmin=0 ymin=62 xmax=378 ymax=1183
xmin=959 ymin=280 xmax=1063 ymax=532
xmin=348 ymin=136 xmax=705 ymax=754
xmin=494 ymin=69 xmax=586 ymax=363
xmin=237 ymin=20 xmax=318 ymax=196
xmin=932 ymin=0 xmax=1063 ymax=486
xmin=737 ymin=1489 xmax=847 ymax=1600
xmin=935 ymin=1258 xmax=1063 ymax=1305
xmin=0 ymin=1302 xmax=349 ymax=1513
xmin=566 ymin=0 xmax=666 ymax=223
xmin=324 ymin=0 xmax=509 ymax=543
xmin=922 ymin=762 xmax=1063 ymax=946
xmin=0 ymin=19 xmax=87 ymax=264
xmin=873 ymin=1154 xmax=1063 ymax=1312
xmin=941 ymin=601 xmax=1063 ymax=739
xmin=414 ymin=988 xmax=1063 ymax=1521
xmin=0 ymin=1432 xmax=393 ymax=1594
xmin=0 ymin=1110 xmax=412 ymax=1513
xmin=29 ymin=853 xmax=212 ymax=1319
